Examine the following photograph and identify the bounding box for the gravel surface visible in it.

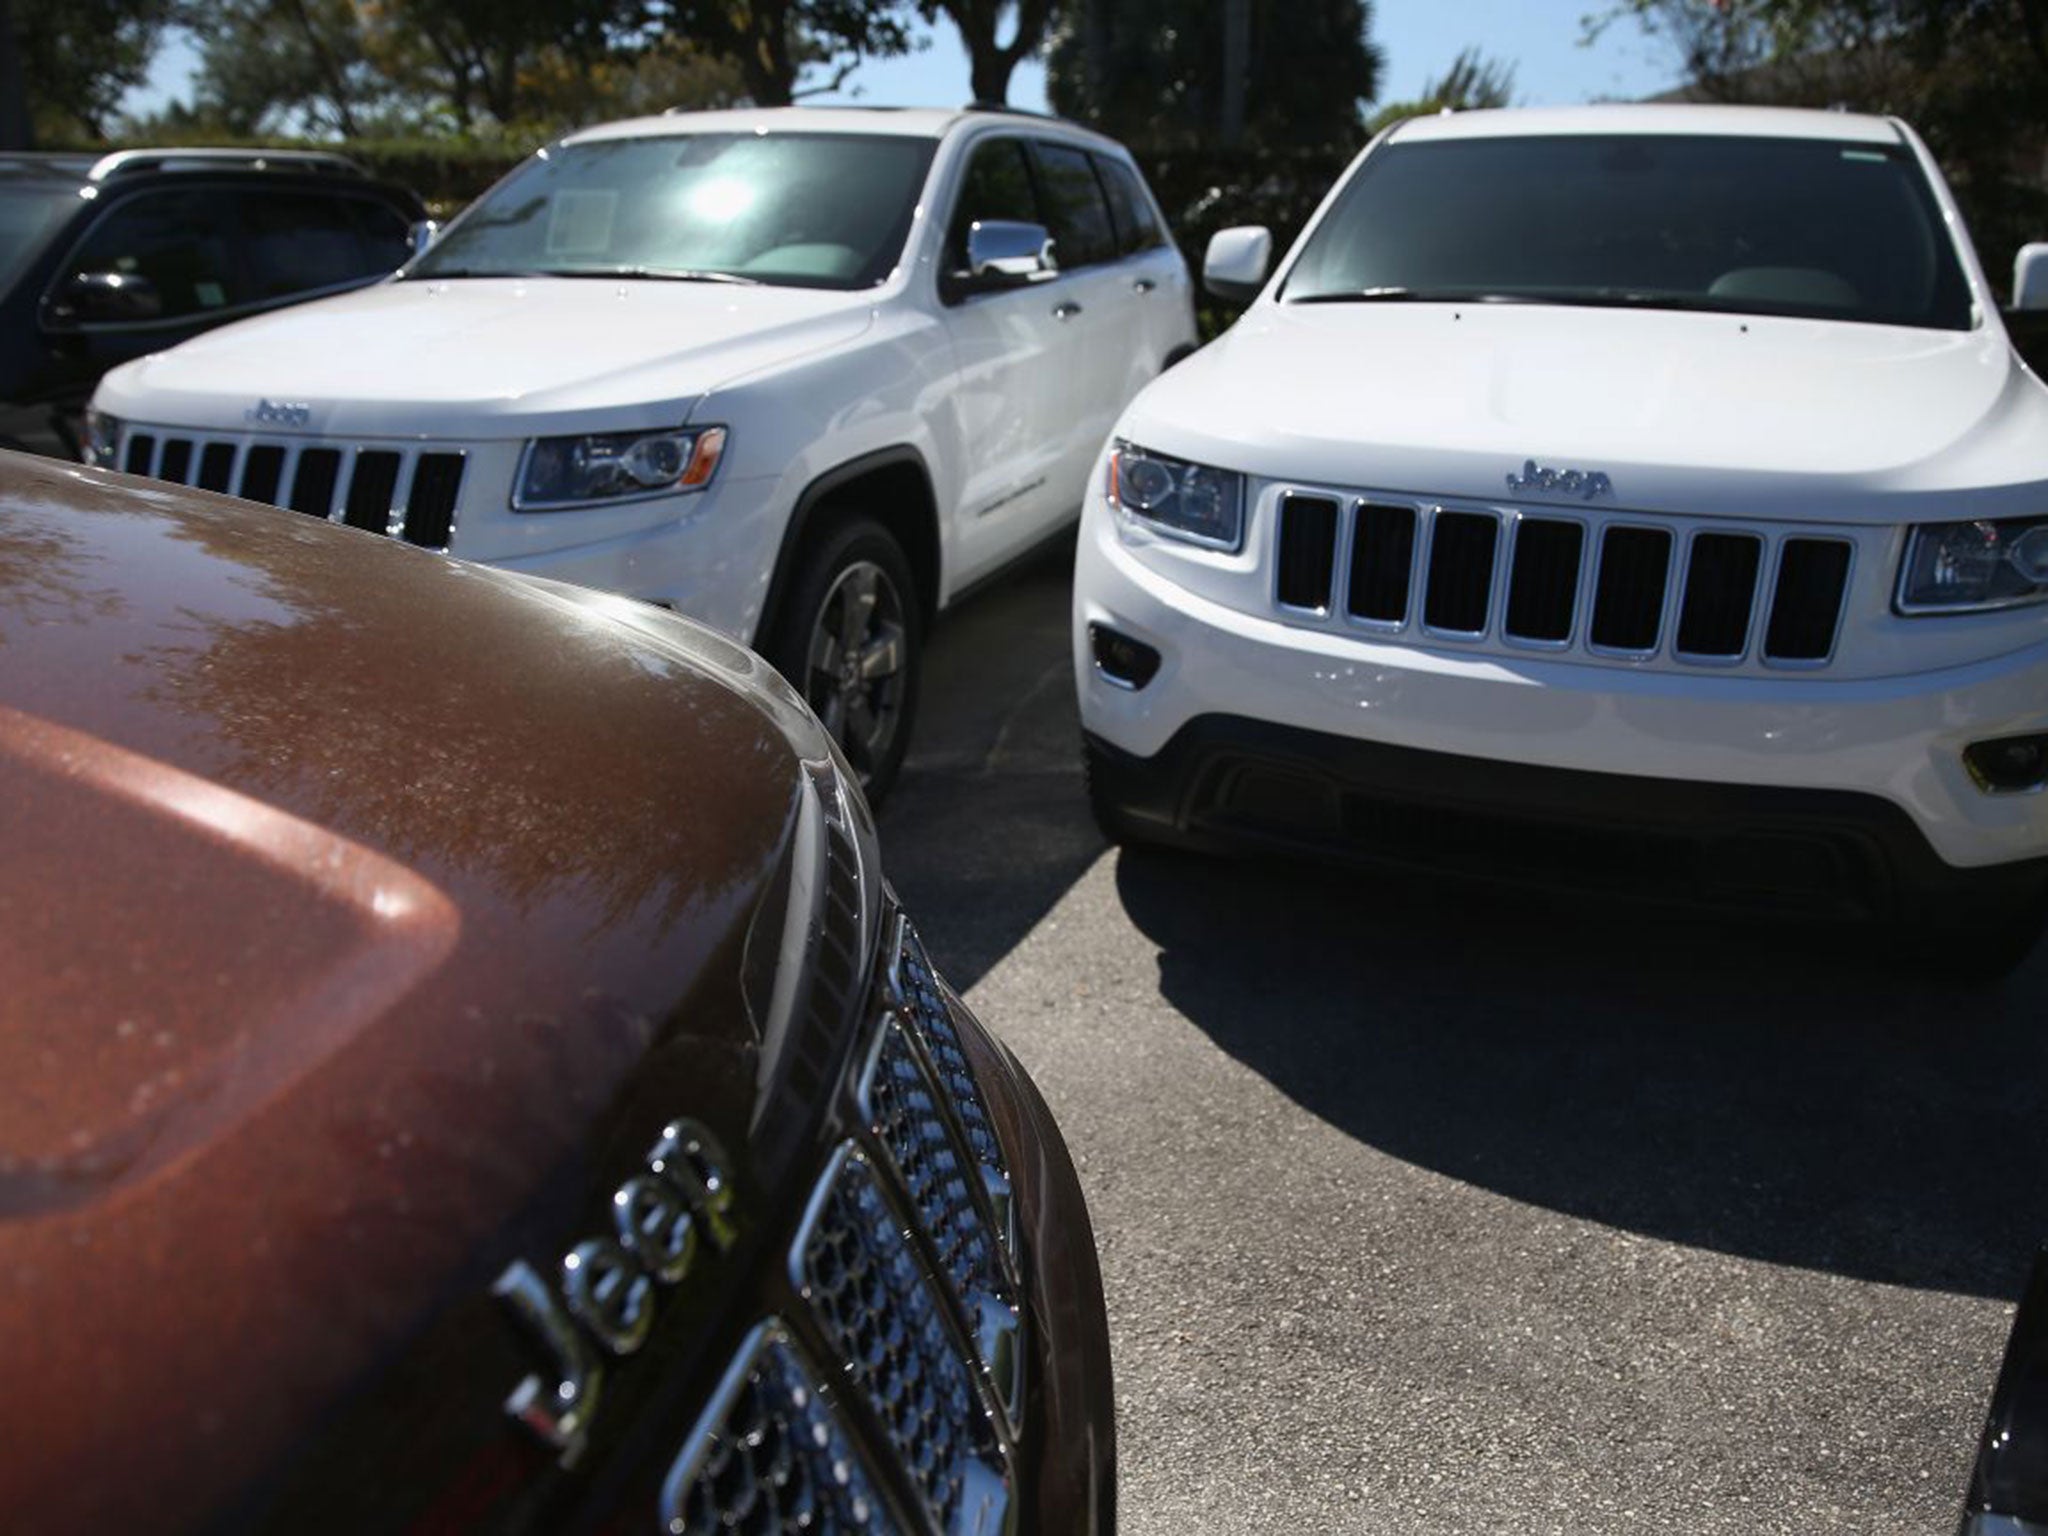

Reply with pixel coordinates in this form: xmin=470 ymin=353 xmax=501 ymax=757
xmin=878 ymin=538 xmax=2045 ymax=1535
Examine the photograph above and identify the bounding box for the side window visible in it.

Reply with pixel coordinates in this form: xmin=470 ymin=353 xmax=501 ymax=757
xmin=946 ymin=137 xmax=1041 ymax=271
xmin=349 ymin=197 xmax=415 ymax=271
xmin=61 ymin=189 xmax=243 ymax=323
xmin=1095 ymin=155 xmax=1167 ymax=257
xmin=1030 ymin=142 xmax=1116 ymax=270
xmin=237 ymin=190 xmax=396 ymax=303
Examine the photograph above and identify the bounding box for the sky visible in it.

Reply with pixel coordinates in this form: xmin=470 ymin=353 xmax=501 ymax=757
xmin=129 ymin=1 xmax=1677 ymax=122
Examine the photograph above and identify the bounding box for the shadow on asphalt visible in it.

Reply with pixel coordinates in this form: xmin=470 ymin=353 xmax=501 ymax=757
xmin=878 ymin=532 xmax=1101 ymax=991
xmin=1114 ymin=843 xmax=2048 ymax=1301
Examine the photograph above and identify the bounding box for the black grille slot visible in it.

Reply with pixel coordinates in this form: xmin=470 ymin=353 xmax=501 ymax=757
xmin=1765 ymin=538 xmax=1853 ymax=662
xmin=1504 ymin=518 xmax=1584 ymax=643
xmin=196 ymin=443 xmax=235 ymax=493
xmin=401 ymin=453 xmax=464 ymax=548
xmin=1676 ymin=533 xmax=1763 ymax=658
xmin=1423 ymin=512 xmax=1499 ymax=634
xmin=288 ymin=449 xmax=341 ymax=517
xmin=123 ymin=435 xmax=155 ymax=475
xmin=343 ymin=451 xmax=400 ymax=533
xmin=1276 ymin=494 xmax=1339 ymax=611
xmin=239 ymin=445 xmax=285 ymax=505
xmin=1347 ymin=503 xmax=1416 ymax=624
xmin=1590 ymin=526 xmax=1672 ymax=652
xmin=157 ymin=439 xmax=193 ymax=485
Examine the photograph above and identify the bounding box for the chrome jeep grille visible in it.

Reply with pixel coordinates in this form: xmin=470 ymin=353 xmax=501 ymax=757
xmin=1272 ymin=491 xmax=1855 ymax=669
xmin=795 ymin=1147 xmax=1009 ymax=1535
xmin=660 ymin=1324 xmax=899 ymax=1536
xmin=120 ymin=428 xmax=465 ymax=551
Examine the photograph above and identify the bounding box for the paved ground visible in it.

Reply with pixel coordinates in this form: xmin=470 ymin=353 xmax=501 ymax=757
xmin=878 ymin=537 xmax=2048 ymax=1535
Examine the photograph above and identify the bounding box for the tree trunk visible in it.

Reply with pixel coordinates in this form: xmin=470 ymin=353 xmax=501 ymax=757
xmin=1220 ymin=0 xmax=1248 ymax=146
xmin=0 ymin=0 xmax=33 ymax=151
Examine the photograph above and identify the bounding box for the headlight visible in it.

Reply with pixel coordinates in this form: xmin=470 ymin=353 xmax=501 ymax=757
xmin=1897 ymin=517 xmax=2048 ymax=614
xmin=515 ymin=425 xmax=727 ymax=511
xmin=83 ymin=407 xmax=121 ymax=469
xmin=1106 ymin=441 xmax=1246 ymax=552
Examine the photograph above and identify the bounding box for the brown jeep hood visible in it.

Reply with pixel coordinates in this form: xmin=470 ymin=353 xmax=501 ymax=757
xmin=0 ymin=455 xmax=820 ymax=1529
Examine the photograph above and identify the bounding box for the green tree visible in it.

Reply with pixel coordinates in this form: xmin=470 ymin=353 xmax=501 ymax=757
xmin=654 ymin=0 xmax=916 ymax=106
xmin=0 ymin=0 xmax=180 ymax=146
xmin=916 ymin=0 xmax=1056 ymax=105
xmin=1364 ymin=45 xmax=1515 ymax=135
xmin=1046 ymin=0 xmax=1382 ymax=151
xmin=190 ymin=0 xmax=394 ymax=136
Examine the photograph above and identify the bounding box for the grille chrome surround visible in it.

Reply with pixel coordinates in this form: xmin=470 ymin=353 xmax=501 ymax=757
xmin=886 ymin=920 xmax=1015 ymax=1265
xmin=858 ymin=1018 xmax=1023 ymax=1429
xmin=1267 ymin=486 xmax=1858 ymax=670
xmin=792 ymin=1144 xmax=1011 ymax=1536
xmin=115 ymin=426 xmax=467 ymax=552
xmin=660 ymin=1321 xmax=901 ymax=1536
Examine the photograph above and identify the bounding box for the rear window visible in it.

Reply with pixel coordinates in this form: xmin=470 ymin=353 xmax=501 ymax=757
xmin=60 ymin=188 xmax=246 ymax=322
xmin=1283 ymin=134 xmax=1975 ymax=330
xmin=237 ymin=190 xmax=409 ymax=301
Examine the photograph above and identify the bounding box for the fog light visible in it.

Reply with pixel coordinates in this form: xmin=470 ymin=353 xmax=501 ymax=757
xmin=1965 ymin=734 xmax=2048 ymax=794
xmin=1090 ymin=623 xmax=1161 ymax=689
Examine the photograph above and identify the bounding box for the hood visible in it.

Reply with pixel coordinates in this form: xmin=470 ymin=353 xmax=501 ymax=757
xmin=1125 ymin=303 xmax=2048 ymax=525
xmin=95 ymin=276 xmax=875 ymax=437
xmin=0 ymin=453 xmax=854 ymax=1532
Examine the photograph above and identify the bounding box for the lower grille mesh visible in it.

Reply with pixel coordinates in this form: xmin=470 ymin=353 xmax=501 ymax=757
xmin=892 ymin=925 xmax=1009 ymax=1225
xmin=661 ymin=1326 xmax=897 ymax=1536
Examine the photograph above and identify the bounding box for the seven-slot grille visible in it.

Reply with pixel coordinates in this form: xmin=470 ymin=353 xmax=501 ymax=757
xmin=1272 ymin=492 xmax=1854 ymax=667
xmin=667 ymin=921 xmax=1018 ymax=1534
xmin=120 ymin=429 xmax=465 ymax=551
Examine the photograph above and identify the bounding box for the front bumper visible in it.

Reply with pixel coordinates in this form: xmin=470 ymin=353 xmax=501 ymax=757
xmin=1075 ymin=502 xmax=2048 ymax=873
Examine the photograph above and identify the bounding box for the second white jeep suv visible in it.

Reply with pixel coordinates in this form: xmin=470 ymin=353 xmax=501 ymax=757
xmin=88 ymin=106 xmax=1194 ymax=797
xmin=1076 ymin=105 xmax=2048 ymax=964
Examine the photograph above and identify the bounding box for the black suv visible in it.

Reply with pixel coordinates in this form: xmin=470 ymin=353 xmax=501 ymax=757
xmin=0 ymin=149 xmax=424 ymax=458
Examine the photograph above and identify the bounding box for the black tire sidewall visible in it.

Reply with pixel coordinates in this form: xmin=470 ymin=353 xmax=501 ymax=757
xmin=766 ymin=517 xmax=922 ymax=805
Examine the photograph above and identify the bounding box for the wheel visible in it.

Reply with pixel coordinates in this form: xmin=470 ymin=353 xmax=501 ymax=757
xmin=764 ymin=518 xmax=920 ymax=806
xmin=1082 ymin=735 xmax=1141 ymax=848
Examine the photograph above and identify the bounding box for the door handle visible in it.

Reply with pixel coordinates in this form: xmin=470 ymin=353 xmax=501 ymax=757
xmin=1053 ymin=301 xmax=1083 ymax=321
xmin=1133 ymin=278 xmax=1157 ymax=294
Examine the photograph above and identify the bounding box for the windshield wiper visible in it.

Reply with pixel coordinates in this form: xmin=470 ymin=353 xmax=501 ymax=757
xmin=1289 ymin=286 xmax=1540 ymax=305
xmin=545 ymin=265 xmax=762 ymax=285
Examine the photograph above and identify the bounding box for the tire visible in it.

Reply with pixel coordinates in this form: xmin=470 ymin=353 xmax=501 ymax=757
xmin=763 ymin=517 xmax=921 ymax=807
xmin=1082 ymin=735 xmax=1142 ymax=848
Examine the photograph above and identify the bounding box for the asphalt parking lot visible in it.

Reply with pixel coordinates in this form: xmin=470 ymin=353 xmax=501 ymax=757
xmin=879 ymin=536 xmax=2048 ymax=1534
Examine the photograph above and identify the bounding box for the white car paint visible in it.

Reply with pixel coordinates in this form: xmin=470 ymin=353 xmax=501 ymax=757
xmin=88 ymin=106 xmax=1195 ymax=643
xmin=1076 ymin=104 xmax=2048 ymax=878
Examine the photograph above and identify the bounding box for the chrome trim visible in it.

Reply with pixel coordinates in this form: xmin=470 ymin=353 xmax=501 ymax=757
xmin=1496 ymin=510 xmax=1589 ymax=653
xmin=1760 ymin=534 xmax=1858 ymax=669
xmin=1272 ymin=490 xmax=1337 ymax=617
xmin=1416 ymin=504 xmax=1502 ymax=642
xmin=1338 ymin=496 xmax=1421 ymax=635
xmin=491 ymin=1258 xmax=604 ymax=1467
xmin=1582 ymin=520 xmax=1675 ymax=662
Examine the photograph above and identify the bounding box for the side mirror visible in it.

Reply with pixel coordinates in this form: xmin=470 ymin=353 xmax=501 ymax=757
xmin=409 ymin=219 xmax=440 ymax=257
xmin=961 ymin=219 xmax=1056 ymax=290
xmin=1961 ymin=1248 xmax=2048 ymax=1533
xmin=46 ymin=271 xmax=164 ymax=329
xmin=2014 ymin=244 xmax=2048 ymax=312
xmin=1203 ymin=226 xmax=1273 ymax=304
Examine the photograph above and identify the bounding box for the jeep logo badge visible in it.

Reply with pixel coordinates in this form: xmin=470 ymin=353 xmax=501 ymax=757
xmin=1507 ymin=458 xmax=1612 ymax=502
xmin=245 ymin=398 xmax=313 ymax=428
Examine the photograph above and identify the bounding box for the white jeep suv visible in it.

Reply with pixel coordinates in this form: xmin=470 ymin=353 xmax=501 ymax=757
xmin=87 ymin=106 xmax=1194 ymax=798
xmin=1075 ymin=105 xmax=2048 ymax=963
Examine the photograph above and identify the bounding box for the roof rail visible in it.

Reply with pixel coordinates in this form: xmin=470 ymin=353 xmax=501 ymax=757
xmin=960 ymin=101 xmax=1064 ymax=122
xmin=85 ymin=148 xmax=366 ymax=183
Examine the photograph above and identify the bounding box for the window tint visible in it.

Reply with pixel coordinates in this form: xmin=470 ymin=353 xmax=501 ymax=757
xmin=946 ymin=138 xmax=1040 ymax=269
xmin=1283 ymin=135 xmax=1973 ymax=330
xmin=1031 ymin=142 xmax=1116 ymax=269
xmin=411 ymin=133 xmax=936 ymax=291
xmin=349 ymin=197 xmax=414 ymax=269
xmin=0 ymin=185 xmax=76 ymax=295
xmin=1095 ymin=155 xmax=1166 ymax=256
xmin=63 ymin=189 xmax=243 ymax=323
xmin=239 ymin=191 xmax=402 ymax=302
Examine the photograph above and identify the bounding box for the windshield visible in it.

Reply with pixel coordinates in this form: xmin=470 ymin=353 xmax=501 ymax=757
xmin=1282 ymin=134 xmax=1975 ymax=330
xmin=409 ymin=132 xmax=937 ymax=291
xmin=0 ymin=184 xmax=78 ymax=295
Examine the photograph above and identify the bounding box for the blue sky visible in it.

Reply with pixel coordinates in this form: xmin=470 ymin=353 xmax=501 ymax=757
xmin=131 ymin=1 xmax=1675 ymax=121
